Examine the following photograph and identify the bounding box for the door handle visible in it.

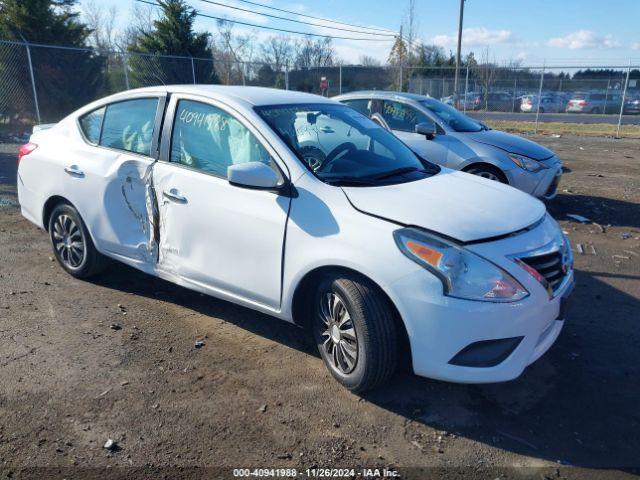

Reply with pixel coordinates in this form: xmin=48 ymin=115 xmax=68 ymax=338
xmin=162 ymin=189 xmax=187 ymax=204
xmin=64 ymin=165 xmax=84 ymax=177
xmin=320 ymin=127 xmax=334 ymax=133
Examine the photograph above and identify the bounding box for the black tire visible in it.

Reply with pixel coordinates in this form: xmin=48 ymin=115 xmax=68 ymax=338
xmin=590 ymin=107 xmax=601 ymax=114
xmin=48 ymin=203 xmax=107 ymax=278
xmin=312 ymin=274 xmax=398 ymax=392
xmin=464 ymin=164 xmax=508 ymax=183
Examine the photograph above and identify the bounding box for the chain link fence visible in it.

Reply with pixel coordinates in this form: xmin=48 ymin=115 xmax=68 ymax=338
xmin=1 ymin=39 xmax=639 ymax=139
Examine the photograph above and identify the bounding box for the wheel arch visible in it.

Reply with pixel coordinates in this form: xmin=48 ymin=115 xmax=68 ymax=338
xmin=461 ymin=161 xmax=509 ymax=183
xmin=42 ymin=195 xmax=73 ymax=232
xmin=291 ymin=265 xmax=413 ymax=372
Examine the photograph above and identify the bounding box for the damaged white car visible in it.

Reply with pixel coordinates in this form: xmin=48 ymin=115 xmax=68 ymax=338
xmin=17 ymin=86 xmax=574 ymax=392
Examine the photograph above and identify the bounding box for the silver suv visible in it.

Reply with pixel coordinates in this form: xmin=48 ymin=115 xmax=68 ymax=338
xmin=566 ymin=92 xmax=623 ymax=114
xmin=334 ymin=91 xmax=563 ymax=200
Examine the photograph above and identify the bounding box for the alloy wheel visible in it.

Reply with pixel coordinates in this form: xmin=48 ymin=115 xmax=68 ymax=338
xmin=52 ymin=214 xmax=85 ymax=268
xmin=475 ymin=171 xmax=500 ymax=182
xmin=318 ymin=292 xmax=358 ymax=374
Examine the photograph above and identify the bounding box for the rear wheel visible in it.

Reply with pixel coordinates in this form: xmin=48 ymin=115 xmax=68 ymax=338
xmin=48 ymin=203 xmax=107 ymax=278
xmin=313 ymin=274 xmax=398 ymax=392
xmin=464 ymin=165 xmax=507 ymax=183
xmin=590 ymin=107 xmax=601 ymax=114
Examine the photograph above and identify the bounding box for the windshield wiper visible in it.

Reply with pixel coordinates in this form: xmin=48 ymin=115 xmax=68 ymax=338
xmin=322 ymin=175 xmax=379 ymax=186
xmin=370 ymin=166 xmax=426 ymax=181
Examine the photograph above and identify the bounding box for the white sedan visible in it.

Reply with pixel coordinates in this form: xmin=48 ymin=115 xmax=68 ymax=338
xmin=17 ymin=86 xmax=574 ymax=392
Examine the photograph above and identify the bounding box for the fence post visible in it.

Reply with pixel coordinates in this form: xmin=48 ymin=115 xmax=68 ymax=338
xmin=339 ymin=65 xmax=342 ymax=95
xmin=603 ymin=78 xmax=610 ymax=116
xmin=122 ymin=52 xmax=130 ymax=90
xmin=534 ymin=62 xmax=545 ymax=134
xmin=285 ymin=62 xmax=289 ymax=90
xmin=190 ymin=56 xmax=196 ymax=84
xmin=23 ymin=40 xmax=41 ymax=124
xmin=463 ymin=65 xmax=469 ymax=113
xmin=617 ymin=61 xmax=631 ymax=138
xmin=512 ymin=78 xmax=517 ymax=113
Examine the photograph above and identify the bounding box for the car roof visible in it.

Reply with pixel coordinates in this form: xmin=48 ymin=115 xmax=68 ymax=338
xmin=334 ymin=90 xmax=431 ymax=102
xmin=107 ymin=85 xmax=335 ymax=107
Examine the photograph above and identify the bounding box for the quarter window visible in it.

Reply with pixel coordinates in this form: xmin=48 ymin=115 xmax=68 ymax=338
xmin=79 ymin=106 xmax=105 ymax=144
xmin=100 ymin=98 xmax=159 ymax=156
xmin=381 ymin=100 xmax=431 ymax=132
xmin=170 ymin=100 xmax=274 ymax=178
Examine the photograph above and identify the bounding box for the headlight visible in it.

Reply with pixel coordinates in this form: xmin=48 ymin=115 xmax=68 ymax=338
xmin=508 ymin=153 xmax=548 ymax=173
xmin=394 ymin=228 xmax=528 ymax=303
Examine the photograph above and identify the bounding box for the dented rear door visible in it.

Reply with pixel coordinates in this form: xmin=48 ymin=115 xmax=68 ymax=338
xmin=76 ymin=93 xmax=166 ymax=267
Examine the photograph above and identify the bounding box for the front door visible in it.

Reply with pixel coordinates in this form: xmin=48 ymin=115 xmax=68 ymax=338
xmin=153 ymin=96 xmax=290 ymax=309
xmin=379 ymin=100 xmax=450 ymax=166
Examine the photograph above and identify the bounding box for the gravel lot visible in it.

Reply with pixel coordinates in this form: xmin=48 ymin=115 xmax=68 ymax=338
xmin=1 ymin=136 xmax=639 ymax=479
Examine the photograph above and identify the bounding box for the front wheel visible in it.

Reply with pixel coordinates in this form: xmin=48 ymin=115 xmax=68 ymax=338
xmin=48 ymin=203 xmax=107 ymax=278
xmin=313 ymin=274 xmax=398 ymax=392
xmin=465 ymin=165 xmax=507 ymax=183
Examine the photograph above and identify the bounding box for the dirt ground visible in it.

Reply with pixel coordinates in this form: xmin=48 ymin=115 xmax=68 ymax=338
xmin=1 ymin=135 xmax=639 ymax=480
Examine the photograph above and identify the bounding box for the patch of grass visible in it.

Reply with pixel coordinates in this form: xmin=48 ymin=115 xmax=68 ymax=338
xmin=485 ymin=120 xmax=640 ymax=139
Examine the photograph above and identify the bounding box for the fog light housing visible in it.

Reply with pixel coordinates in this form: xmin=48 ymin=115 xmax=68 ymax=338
xmin=449 ymin=337 xmax=524 ymax=367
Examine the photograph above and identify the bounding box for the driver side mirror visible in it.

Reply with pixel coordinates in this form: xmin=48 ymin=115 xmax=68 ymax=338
xmin=228 ymin=162 xmax=280 ymax=190
xmin=415 ymin=122 xmax=436 ymax=140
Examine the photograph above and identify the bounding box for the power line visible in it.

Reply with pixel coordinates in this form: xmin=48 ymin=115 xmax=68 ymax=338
xmin=205 ymin=0 xmax=396 ymax=34
xmin=136 ymin=0 xmax=397 ymax=42
xmin=195 ymin=0 xmax=395 ymax=37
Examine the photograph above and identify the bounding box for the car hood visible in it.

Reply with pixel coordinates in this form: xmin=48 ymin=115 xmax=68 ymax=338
xmin=342 ymin=170 xmax=546 ymax=242
xmin=466 ymin=130 xmax=554 ymax=160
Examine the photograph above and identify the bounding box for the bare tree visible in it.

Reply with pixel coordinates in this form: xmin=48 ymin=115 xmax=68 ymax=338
xmin=117 ymin=3 xmax=155 ymax=51
xmin=404 ymin=0 xmax=419 ymax=67
xmin=294 ymin=36 xmax=336 ymax=69
xmin=260 ymin=35 xmax=294 ymax=72
xmin=359 ymin=55 xmax=381 ymax=67
xmin=474 ymin=47 xmax=498 ymax=108
xmin=213 ymin=21 xmax=256 ymax=85
xmin=82 ymin=1 xmax=117 ymax=54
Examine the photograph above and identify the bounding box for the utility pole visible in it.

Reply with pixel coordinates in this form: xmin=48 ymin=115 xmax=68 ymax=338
xmin=453 ymin=0 xmax=465 ymax=107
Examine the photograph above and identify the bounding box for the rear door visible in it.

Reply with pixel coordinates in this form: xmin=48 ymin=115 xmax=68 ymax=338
xmin=380 ymin=100 xmax=450 ymax=165
xmin=74 ymin=94 xmax=166 ymax=266
xmin=152 ymin=95 xmax=290 ymax=309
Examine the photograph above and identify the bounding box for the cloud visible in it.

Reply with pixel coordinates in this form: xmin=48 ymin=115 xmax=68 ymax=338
xmin=632 ymin=42 xmax=640 ymax=50
xmin=547 ymin=30 xmax=620 ymax=49
xmin=431 ymin=27 xmax=513 ymax=48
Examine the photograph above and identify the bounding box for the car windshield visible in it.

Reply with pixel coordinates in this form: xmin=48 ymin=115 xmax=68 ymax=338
xmin=419 ymin=100 xmax=484 ymax=133
xmin=256 ymin=103 xmax=439 ymax=186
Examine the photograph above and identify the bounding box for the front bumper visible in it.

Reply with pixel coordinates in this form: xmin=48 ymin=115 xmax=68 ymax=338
xmin=388 ymin=215 xmax=574 ymax=383
xmin=505 ymin=157 xmax=563 ymax=200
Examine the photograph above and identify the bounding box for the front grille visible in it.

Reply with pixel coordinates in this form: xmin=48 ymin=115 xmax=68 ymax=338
xmin=520 ymin=251 xmax=566 ymax=291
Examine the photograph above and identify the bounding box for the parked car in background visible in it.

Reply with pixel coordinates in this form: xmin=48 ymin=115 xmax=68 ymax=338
xmin=481 ymin=92 xmax=515 ymax=112
xmin=566 ymin=92 xmax=623 ymax=114
xmin=17 ymin=86 xmax=574 ymax=393
xmin=335 ymin=91 xmax=563 ymax=200
xmin=623 ymin=95 xmax=640 ymax=114
xmin=520 ymin=93 xmax=568 ymax=113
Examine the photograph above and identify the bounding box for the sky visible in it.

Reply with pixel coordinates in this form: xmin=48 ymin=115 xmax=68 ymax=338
xmin=81 ymin=0 xmax=640 ymax=66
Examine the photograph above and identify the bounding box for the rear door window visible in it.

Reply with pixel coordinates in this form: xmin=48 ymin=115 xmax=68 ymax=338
xmin=341 ymin=99 xmax=371 ymax=116
xmin=100 ymin=98 xmax=160 ymax=156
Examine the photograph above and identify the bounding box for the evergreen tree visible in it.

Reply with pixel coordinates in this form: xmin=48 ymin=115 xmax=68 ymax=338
xmin=127 ymin=0 xmax=218 ymax=85
xmin=0 ymin=0 xmax=104 ymax=123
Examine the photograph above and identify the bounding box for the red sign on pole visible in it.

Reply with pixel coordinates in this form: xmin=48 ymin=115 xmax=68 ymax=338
xmin=320 ymin=76 xmax=328 ymax=91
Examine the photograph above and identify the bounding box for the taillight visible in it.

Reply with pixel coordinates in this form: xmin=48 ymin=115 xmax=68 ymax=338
xmin=579 ymin=101 xmax=587 ymax=106
xmin=17 ymin=142 xmax=37 ymax=164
